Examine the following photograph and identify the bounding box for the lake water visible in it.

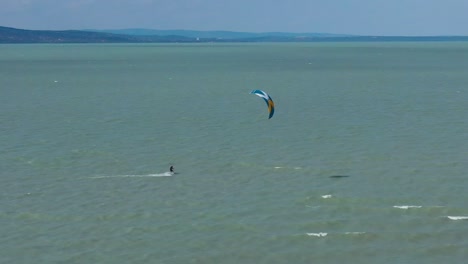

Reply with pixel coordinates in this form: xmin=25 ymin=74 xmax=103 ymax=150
xmin=1 ymin=42 xmax=468 ymax=263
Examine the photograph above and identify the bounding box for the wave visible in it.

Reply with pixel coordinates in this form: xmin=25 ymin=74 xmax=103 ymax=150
xmin=89 ymin=172 xmax=173 ymax=179
xmin=344 ymin=232 xmax=366 ymax=235
xmin=273 ymin=166 xmax=302 ymax=170
xmin=306 ymin=232 xmax=366 ymax=238
xmin=306 ymin=232 xmax=328 ymax=237
xmin=447 ymin=216 xmax=468 ymax=220
xmin=393 ymin=205 xmax=422 ymax=209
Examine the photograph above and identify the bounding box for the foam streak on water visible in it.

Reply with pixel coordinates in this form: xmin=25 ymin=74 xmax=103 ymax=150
xmin=89 ymin=172 xmax=173 ymax=178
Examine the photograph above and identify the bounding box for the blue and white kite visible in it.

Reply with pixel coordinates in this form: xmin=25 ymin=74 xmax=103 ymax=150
xmin=251 ymin=89 xmax=275 ymax=119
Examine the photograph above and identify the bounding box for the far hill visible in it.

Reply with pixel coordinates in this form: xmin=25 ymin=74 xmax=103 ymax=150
xmin=86 ymin=28 xmax=349 ymax=39
xmin=0 ymin=26 xmax=197 ymax=43
xmin=2 ymin=26 xmax=468 ymax=43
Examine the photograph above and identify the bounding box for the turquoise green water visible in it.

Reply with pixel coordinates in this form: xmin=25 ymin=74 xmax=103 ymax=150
xmin=1 ymin=43 xmax=468 ymax=263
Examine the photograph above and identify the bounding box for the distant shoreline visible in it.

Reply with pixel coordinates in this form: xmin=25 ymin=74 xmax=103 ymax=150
xmin=2 ymin=26 xmax=468 ymax=44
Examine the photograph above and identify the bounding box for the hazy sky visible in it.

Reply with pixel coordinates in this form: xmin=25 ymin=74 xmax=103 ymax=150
xmin=1 ymin=0 xmax=468 ymax=36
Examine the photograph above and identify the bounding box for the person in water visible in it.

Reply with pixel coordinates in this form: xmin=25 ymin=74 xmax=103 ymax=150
xmin=170 ymin=166 xmax=174 ymax=173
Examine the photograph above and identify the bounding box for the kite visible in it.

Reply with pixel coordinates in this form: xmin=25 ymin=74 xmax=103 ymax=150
xmin=251 ymin=89 xmax=275 ymax=119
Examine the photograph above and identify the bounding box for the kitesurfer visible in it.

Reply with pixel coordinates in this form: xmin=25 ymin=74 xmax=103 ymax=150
xmin=170 ymin=166 xmax=174 ymax=173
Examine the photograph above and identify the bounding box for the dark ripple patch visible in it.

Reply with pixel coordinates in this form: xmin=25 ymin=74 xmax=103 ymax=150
xmin=329 ymin=175 xmax=350 ymax=179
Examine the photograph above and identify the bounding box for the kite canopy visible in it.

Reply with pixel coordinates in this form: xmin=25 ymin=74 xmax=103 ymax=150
xmin=251 ymin=89 xmax=275 ymax=119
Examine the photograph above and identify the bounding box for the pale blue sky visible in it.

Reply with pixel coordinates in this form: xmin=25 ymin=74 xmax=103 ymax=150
xmin=1 ymin=0 xmax=468 ymax=36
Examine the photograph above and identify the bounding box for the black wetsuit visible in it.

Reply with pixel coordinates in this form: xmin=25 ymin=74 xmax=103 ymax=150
xmin=170 ymin=166 xmax=174 ymax=173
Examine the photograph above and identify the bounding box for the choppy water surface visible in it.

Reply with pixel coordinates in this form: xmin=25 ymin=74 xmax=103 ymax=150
xmin=1 ymin=42 xmax=468 ymax=263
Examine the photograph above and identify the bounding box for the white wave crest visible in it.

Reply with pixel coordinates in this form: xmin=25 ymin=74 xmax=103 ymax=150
xmin=306 ymin=232 xmax=328 ymax=237
xmin=321 ymin=195 xmax=332 ymax=199
xmin=393 ymin=205 xmax=422 ymax=209
xmin=447 ymin=216 xmax=468 ymax=220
